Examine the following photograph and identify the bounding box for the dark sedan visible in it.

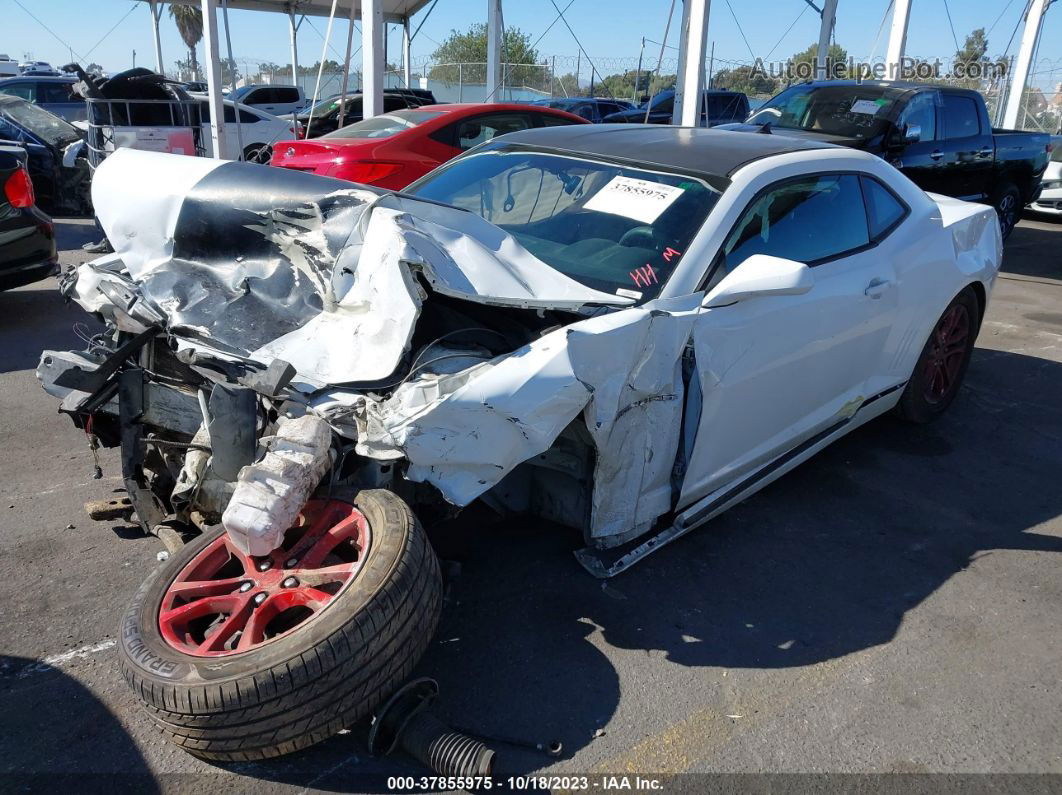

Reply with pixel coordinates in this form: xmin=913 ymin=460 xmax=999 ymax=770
xmin=0 ymin=94 xmax=90 ymax=215
xmin=0 ymin=143 xmax=57 ymax=290
xmin=531 ymin=96 xmax=633 ymax=123
xmin=603 ymin=89 xmax=749 ymax=126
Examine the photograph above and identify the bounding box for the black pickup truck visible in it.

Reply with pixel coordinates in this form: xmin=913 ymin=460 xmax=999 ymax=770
xmin=719 ymin=80 xmax=1052 ymax=239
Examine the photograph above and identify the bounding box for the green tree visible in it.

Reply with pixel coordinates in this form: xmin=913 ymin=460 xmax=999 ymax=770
xmin=785 ymin=41 xmax=849 ymax=81
xmin=951 ymin=28 xmax=990 ymax=88
xmin=712 ymin=65 xmax=778 ymax=96
xmin=221 ymin=57 xmax=240 ymax=86
xmin=429 ymin=24 xmax=541 ymax=87
xmin=169 ymin=5 xmax=203 ymax=79
xmin=85 ymin=62 xmax=103 ymax=77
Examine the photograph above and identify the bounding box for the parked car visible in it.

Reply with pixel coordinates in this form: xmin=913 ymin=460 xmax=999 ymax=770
xmin=295 ymin=92 xmax=422 ymax=138
xmin=40 ymin=126 xmax=1000 ymax=760
xmin=0 ymin=54 xmax=19 ymax=78
xmin=0 ymin=75 xmax=85 ymax=122
xmin=19 ymin=61 xmax=59 ymax=76
xmin=229 ymin=84 xmax=307 ymax=116
xmin=532 ymin=96 xmax=634 ymax=123
xmin=0 ymin=94 xmax=90 ymax=214
xmin=271 ymin=102 xmax=589 ymax=189
xmin=190 ymin=95 xmax=302 ymax=161
xmin=1028 ymin=142 xmax=1061 ymax=217
xmin=602 ymin=88 xmax=750 ymax=126
xmin=0 ymin=143 xmax=56 ymax=290
xmin=719 ymin=81 xmax=1053 ymax=239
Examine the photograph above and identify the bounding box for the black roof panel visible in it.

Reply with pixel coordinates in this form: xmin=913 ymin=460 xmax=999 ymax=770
xmin=492 ymin=124 xmax=837 ymax=180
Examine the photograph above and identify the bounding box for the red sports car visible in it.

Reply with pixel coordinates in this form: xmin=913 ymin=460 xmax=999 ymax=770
xmin=269 ymin=102 xmax=589 ymax=190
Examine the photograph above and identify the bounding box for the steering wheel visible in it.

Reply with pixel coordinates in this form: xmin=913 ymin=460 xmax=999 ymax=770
xmin=619 ymin=226 xmax=662 ymax=249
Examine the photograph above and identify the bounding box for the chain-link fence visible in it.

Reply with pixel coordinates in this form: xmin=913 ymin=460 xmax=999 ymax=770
xmin=176 ymin=53 xmax=1062 ymax=134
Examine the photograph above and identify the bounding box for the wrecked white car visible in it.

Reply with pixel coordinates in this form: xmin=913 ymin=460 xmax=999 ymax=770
xmin=38 ymin=126 xmax=1001 ymax=761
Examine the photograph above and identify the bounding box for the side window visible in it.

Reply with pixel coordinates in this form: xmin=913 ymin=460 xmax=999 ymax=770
xmin=722 ymin=174 xmax=870 ymax=271
xmin=197 ymin=101 xmax=210 ymax=122
xmin=860 ymin=176 xmax=908 ymax=241
xmin=897 ymin=91 xmax=937 ymax=141
xmin=238 ymin=107 xmax=260 ymax=123
xmin=0 ymin=83 xmax=34 ymax=101
xmin=383 ymin=95 xmax=409 ymax=112
xmin=941 ymin=95 xmax=980 ymax=139
xmin=537 ymin=112 xmax=577 ymax=127
xmin=272 ymin=87 xmax=298 ymax=104
xmin=243 ymin=88 xmax=267 ymax=104
xmin=455 ymin=113 xmax=531 ymax=151
xmin=39 ymin=82 xmax=76 ymax=103
xmin=222 ymin=104 xmax=239 ymax=123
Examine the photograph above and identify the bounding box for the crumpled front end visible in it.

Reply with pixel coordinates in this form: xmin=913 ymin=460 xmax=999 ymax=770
xmin=39 ymin=149 xmax=701 ymax=556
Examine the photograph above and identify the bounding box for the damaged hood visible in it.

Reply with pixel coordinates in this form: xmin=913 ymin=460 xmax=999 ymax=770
xmin=88 ymin=149 xmax=631 ymax=386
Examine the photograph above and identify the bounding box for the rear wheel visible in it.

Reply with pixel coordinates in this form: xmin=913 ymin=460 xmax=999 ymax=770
xmin=118 ymin=491 xmax=442 ymax=761
xmin=895 ymin=286 xmax=980 ymax=424
xmin=993 ymin=182 xmax=1021 ymax=241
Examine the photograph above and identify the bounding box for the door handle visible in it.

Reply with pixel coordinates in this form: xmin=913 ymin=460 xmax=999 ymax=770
xmin=864 ymin=278 xmax=891 ymax=299
xmin=976 ymin=146 xmax=993 ymax=158
xmin=929 ymin=150 xmax=944 ymax=161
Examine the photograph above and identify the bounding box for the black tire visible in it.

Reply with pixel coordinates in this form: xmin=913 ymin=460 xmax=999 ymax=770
xmin=118 ymin=490 xmax=442 ymax=761
xmin=895 ymin=286 xmax=980 ymax=424
xmin=242 ymin=144 xmax=273 ymax=164
xmin=992 ymin=182 xmax=1021 ymax=241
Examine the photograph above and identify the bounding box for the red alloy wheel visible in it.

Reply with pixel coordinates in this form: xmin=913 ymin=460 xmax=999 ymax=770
xmin=158 ymin=499 xmax=371 ymax=657
xmin=922 ymin=303 xmax=970 ymax=405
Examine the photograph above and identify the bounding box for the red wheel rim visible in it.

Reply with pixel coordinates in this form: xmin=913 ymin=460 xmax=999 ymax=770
xmin=158 ymin=499 xmax=371 ymax=657
xmin=922 ymin=304 xmax=970 ymax=405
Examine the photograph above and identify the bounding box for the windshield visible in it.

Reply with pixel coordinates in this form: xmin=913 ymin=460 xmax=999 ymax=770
xmin=0 ymin=98 xmax=80 ymax=147
xmin=406 ymin=147 xmax=720 ymax=301
xmin=325 ymin=109 xmax=445 ymax=139
xmin=640 ymin=92 xmax=674 ymax=112
xmin=747 ymin=84 xmax=900 ymax=138
xmin=304 ymin=95 xmax=357 ymax=117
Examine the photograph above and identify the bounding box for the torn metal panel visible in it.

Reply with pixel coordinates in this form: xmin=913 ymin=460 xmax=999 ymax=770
xmin=85 ymin=150 xmax=629 ymax=388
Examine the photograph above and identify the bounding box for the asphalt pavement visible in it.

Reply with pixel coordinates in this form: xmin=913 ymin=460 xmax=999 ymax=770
xmin=0 ymin=215 xmax=1060 ymax=792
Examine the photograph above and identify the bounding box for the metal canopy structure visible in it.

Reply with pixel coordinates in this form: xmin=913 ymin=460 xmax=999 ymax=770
xmin=139 ymin=0 xmax=432 ymax=158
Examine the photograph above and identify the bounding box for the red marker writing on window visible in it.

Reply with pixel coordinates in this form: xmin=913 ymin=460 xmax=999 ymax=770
xmin=630 ymin=264 xmax=658 ymax=288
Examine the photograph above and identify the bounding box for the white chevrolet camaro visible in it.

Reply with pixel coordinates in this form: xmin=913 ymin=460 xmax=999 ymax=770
xmin=40 ymin=126 xmax=1001 ymax=761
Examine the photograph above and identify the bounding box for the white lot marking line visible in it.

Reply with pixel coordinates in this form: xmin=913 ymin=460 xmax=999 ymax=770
xmin=16 ymin=639 xmax=117 ymax=679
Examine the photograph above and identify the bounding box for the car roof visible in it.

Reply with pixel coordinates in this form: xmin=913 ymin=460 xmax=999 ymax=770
xmin=0 ymin=75 xmax=75 ymax=83
xmin=490 ymin=124 xmax=837 ymax=181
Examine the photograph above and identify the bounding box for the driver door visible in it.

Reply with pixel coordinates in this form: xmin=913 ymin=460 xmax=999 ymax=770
xmin=678 ymin=173 xmax=899 ymax=509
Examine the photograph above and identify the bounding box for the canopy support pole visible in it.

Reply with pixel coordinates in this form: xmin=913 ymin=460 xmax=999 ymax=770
xmin=1003 ymin=0 xmax=1052 ymax=129
xmin=885 ymin=0 xmax=912 ymax=80
xmin=674 ymin=0 xmax=710 ymax=126
xmin=149 ymin=0 xmax=165 ymax=75
xmin=200 ymin=0 xmax=228 ymax=159
xmin=816 ymin=0 xmax=838 ymax=80
xmin=363 ymin=0 xmax=384 ymax=118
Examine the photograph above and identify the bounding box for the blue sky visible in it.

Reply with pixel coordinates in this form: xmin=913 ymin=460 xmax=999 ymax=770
xmin=6 ymin=0 xmax=1060 ymax=84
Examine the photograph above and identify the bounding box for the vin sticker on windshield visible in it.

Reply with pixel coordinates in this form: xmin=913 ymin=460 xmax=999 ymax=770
xmin=585 ymin=176 xmax=684 ymax=224
xmin=850 ymin=99 xmax=883 ymax=115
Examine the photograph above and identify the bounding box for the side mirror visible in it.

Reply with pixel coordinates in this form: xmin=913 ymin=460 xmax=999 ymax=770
xmin=703 ymin=254 xmax=814 ymax=308
xmin=903 ymin=123 xmax=922 ymax=143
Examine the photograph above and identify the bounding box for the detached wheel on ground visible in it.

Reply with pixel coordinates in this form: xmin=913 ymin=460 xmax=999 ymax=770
xmin=895 ymin=286 xmax=980 ymax=424
xmin=992 ymin=182 xmax=1021 ymax=241
xmin=118 ymin=490 xmax=442 ymax=761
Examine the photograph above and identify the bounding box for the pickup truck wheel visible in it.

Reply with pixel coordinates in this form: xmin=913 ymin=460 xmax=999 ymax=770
xmin=993 ymin=183 xmax=1021 ymax=241
xmin=117 ymin=491 xmax=442 ymax=761
xmin=895 ymin=286 xmax=979 ymax=424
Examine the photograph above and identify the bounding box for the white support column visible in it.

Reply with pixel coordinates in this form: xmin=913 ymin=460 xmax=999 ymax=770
xmin=486 ymin=0 xmax=502 ymax=101
xmin=362 ymin=0 xmax=384 ymax=118
xmin=150 ymin=0 xmax=165 ymax=74
xmin=673 ymin=0 xmax=710 ymax=127
xmin=816 ymin=0 xmax=839 ymax=81
xmin=200 ymin=0 xmax=228 ymax=159
xmin=288 ymin=10 xmax=300 ymax=88
xmin=1003 ymin=0 xmax=1051 ymax=129
xmin=885 ymin=0 xmax=912 ymax=81
xmin=403 ymin=18 xmax=412 ymax=88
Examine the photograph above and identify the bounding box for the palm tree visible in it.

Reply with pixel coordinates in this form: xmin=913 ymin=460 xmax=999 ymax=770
xmin=170 ymin=5 xmax=203 ymax=79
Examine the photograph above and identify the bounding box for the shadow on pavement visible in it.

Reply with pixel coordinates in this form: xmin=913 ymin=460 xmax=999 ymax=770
xmin=236 ymin=346 xmax=1062 ymax=790
xmin=1005 ymin=218 xmax=1062 ymax=280
xmin=0 ymin=655 xmax=159 ymax=791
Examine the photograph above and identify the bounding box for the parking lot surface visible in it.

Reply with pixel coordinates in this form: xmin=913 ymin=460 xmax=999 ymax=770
xmin=1 ymin=215 xmax=1060 ymax=791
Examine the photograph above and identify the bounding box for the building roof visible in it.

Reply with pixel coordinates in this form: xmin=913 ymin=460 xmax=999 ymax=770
xmin=492 ymin=124 xmax=838 ymax=180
